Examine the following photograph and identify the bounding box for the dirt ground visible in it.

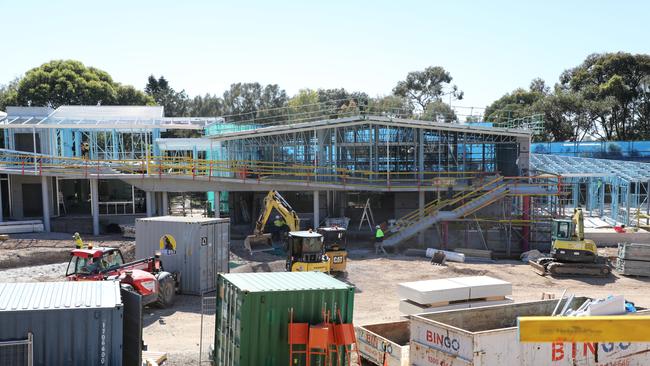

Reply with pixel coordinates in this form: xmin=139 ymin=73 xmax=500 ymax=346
xmin=1 ymin=234 xmax=649 ymax=365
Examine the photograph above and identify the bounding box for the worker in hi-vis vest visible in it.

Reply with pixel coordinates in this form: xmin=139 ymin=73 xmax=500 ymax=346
xmin=375 ymin=225 xmax=387 ymax=255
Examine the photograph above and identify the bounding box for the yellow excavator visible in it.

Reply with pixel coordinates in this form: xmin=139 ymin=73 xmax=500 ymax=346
xmin=244 ymin=190 xmax=300 ymax=254
xmin=530 ymin=208 xmax=611 ymax=277
xmin=243 ymin=190 xmax=332 ymax=273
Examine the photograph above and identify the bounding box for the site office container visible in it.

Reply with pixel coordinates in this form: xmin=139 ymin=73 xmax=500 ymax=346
xmin=409 ymin=297 xmax=650 ymax=366
xmin=355 ymin=320 xmax=410 ymax=366
xmin=0 ymin=281 xmax=123 ymax=366
xmin=136 ymin=216 xmax=230 ymax=295
xmin=214 ymin=272 xmax=355 ymax=366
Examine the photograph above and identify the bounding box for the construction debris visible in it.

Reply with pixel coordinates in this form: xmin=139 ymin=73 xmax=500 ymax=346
xmin=454 ymin=248 xmax=492 ymax=259
xmin=0 ymin=220 xmax=44 ymax=234
xmin=425 ymin=248 xmax=465 ymax=263
xmin=616 ymin=242 xmax=650 ymax=276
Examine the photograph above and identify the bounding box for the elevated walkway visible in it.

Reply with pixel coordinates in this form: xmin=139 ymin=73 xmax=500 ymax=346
xmin=382 ymin=176 xmax=558 ymax=248
xmin=0 ymin=149 xmax=491 ymax=192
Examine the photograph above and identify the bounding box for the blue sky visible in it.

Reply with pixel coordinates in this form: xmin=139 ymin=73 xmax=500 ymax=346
xmin=1 ymin=0 xmax=648 ymax=111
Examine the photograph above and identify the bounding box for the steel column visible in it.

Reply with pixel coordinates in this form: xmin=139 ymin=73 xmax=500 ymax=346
xmin=90 ymin=178 xmax=99 ymax=235
xmin=41 ymin=176 xmax=50 ymax=232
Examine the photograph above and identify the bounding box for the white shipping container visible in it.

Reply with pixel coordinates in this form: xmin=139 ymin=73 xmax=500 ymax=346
xmin=136 ymin=216 xmax=230 ymax=295
xmin=409 ymin=298 xmax=650 ymax=365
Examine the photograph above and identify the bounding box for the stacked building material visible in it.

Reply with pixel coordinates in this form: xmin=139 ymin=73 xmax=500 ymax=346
xmin=397 ymin=276 xmax=513 ymax=315
xmin=616 ymin=242 xmax=650 ymax=276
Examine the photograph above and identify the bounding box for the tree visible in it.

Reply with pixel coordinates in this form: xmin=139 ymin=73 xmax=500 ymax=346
xmin=558 ymin=52 xmax=650 ymax=140
xmin=145 ymin=75 xmax=189 ymax=117
xmin=393 ymin=66 xmax=463 ymax=112
xmin=115 ymin=85 xmax=155 ymax=105
xmin=0 ymin=78 xmax=19 ymax=110
xmin=368 ymin=95 xmax=413 ymax=117
xmin=288 ymin=89 xmax=320 ymax=120
xmin=484 ymin=80 xmax=548 ymax=122
xmin=222 ymin=82 xmax=288 ymax=122
xmin=422 ymin=100 xmax=458 ymax=123
xmin=188 ymin=94 xmax=224 ymax=117
xmin=13 ymin=60 xmax=151 ymax=107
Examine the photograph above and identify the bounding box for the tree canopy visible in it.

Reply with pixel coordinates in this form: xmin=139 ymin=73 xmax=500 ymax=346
xmin=485 ymin=52 xmax=650 ymax=141
xmin=393 ymin=66 xmax=463 ymax=113
xmin=11 ymin=60 xmax=153 ymax=108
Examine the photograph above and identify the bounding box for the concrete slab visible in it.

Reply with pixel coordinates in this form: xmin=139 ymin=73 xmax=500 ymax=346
xmin=399 ymin=296 xmax=514 ymax=315
xmin=450 ymin=276 xmax=512 ymax=299
xmin=396 ymin=276 xmax=512 ymax=305
xmin=397 ymin=278 xmax=470 ymax=305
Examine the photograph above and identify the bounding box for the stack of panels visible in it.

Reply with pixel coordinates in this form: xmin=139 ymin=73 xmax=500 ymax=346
xmin=616 ymin=243 xmax=650 ymax=276
xmin=397 ymin=276 xmax=513 ymax=315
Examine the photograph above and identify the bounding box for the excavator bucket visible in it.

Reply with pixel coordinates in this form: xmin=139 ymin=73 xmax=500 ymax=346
xmin=244 ymin=233 xmax=273 ymax=255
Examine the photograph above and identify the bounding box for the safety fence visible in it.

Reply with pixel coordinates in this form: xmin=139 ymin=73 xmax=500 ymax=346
xmin=199 ymin=295 xmax=217 ymax=365
xmin=0 ymin=149 xmax=494 ymax=190
xmin=0 ymin=333 xmax=33 ymax=366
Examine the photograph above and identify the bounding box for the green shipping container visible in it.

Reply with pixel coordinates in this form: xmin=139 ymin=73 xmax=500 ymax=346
xmin=214 ymin=272 xmax=355 ymax=366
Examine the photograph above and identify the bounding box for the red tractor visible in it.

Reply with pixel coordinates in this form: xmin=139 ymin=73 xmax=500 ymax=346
xmin=65 ymin=246 xmax=178 ymax=308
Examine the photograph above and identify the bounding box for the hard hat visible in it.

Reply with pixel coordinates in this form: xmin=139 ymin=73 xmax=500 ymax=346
xmin=275 ymin=215 xmax=280 ymax=219
xmin=376 ymin=225 xmax=380 ymax=229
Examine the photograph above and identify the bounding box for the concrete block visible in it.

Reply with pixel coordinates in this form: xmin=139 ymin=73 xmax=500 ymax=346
xmin=397 ymin=278 xmax=470 ymax=304
xmin=397 ymin=276 xmax=512 ymax=305
xmin=399 ymin=296 xmax=514 ymax=315
xmin=449 ymin=276 xmax=512 ymax=299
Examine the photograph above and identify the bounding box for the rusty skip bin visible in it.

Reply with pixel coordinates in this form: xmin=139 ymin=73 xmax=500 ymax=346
xmin=355 ymin=321 xmax=410 ymax=366
xmin=409 ymin=297 xmax=650 ymax=366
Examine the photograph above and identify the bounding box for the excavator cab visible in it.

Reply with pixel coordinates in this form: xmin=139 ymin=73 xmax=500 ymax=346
xmin=551 ymin=219 xmax=573 ymax=241
xmin=318 ymin=226 xmax=348 ymax=272
xmin=286 ymin=231 xmax=330 ymax=273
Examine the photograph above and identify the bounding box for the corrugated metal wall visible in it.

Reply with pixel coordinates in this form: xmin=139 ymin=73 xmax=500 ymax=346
xmin=136 ymin=216 xmax=230 ymax=294
xmin=214 ymin=273 xmax=355 ymax=366
xmin=0 ymin=282 xmax=123 ymax=366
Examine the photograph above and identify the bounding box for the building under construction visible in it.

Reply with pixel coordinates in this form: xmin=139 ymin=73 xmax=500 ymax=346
xmin=0 ymin=102 xmax=648 ymax=256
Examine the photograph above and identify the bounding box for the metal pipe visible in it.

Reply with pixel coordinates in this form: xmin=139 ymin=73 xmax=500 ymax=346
xmin=552 ymin=289 xmax=567 ymax=316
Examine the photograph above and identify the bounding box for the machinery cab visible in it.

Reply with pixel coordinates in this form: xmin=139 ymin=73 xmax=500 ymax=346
xmin=551 ymin=219 xmax=574 ymax=241
xmin=286 ymin=230 xmax=330 ymax=273
xmin=550 ymin=217 xmax=598 ymax=263
xmin=318 ymin=226 xmax=348 ymax=272
xmin=66 ymin=247 xmax=125 ymax=277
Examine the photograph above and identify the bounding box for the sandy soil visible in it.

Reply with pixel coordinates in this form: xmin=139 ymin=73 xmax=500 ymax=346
xmin=1 ymin=234 xmax=649 ymax=365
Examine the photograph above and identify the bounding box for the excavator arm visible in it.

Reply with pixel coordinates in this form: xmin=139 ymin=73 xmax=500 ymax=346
xmin=253 ymin=190 xmax=301 ymax=233
xmin=572 ymin=208 xmax=585 ymax=241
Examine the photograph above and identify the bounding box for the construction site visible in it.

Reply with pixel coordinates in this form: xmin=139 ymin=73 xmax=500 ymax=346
xmin=0 ymin=98 xmax=649 ymax=366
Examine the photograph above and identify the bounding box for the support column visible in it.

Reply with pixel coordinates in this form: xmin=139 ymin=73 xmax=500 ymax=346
xmin=146 ymin=191 xmax=154 ymax=217
xmin=90 ymin=178 xmax=99 ymax=235
xmin=313 ymin=191 xmax=320 ymax=229
xmin=214 ymin=191 xmax=220 ymax=218
xmin=161 ymin=192 xmax=169 ymax=216
xmin=521 ymin=195 xmax=531 ymax=252
xmin=41 ymin=176 xmax=50 ymax=232
xmin=418 ymin=191 xmax=425 ymax=245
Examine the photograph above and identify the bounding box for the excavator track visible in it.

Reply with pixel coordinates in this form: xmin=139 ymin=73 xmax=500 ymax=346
xmin=546 ymin=261 xmax=611 ymax=277
xmin=530 ymin=257 xmax=611 ymax=277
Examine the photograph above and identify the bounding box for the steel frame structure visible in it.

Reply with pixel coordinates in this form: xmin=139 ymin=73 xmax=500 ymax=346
xmin=530 ymin=154 xmax=650 ymax=225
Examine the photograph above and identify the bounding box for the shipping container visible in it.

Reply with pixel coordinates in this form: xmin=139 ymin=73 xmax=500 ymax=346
xmin=214 ymin=272 xmax=355 ymax=366
xmin=0 ymin=281 xmax=123 ymax=366
xmin=356 ymin=321 xmax=410 ymax=366
xmin=136 ymin=216 xmax=230 ymax=295
xmin=409 ymin=298 xmax=650 ymax=365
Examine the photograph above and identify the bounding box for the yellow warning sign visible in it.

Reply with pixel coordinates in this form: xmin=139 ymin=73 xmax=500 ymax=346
xmin=159 ymin=234 xmax=177 ymax=255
